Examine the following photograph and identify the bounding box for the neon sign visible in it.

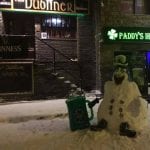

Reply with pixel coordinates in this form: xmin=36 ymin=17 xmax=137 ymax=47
xmin=103 ymin=27 xmax=150 ymax=43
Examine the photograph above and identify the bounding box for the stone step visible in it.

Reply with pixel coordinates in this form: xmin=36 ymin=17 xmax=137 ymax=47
xmin=64 ymin=80 xmax=71 ymax=84
xmin=76 ymin=87 xmax=82 ymax=92
xmin=57 ymin=76 xmax=65 ymax=80
xmin=51 ymin=72 xmax=59 ymax=76
xmin=70 ymin=84 xmax=78 ymax=88
xmin=44 ymin=68 xmax=52 ymax=71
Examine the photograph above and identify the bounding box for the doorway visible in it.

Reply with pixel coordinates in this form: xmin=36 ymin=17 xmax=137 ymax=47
xmin=114 ymin=51 xmax=148 ymax=97
xmin=146 ymin=51 xmax=150 ymax=96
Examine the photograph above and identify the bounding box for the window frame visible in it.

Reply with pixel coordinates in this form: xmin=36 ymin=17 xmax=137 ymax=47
xmin=40 ymin=15 xmax=77 ymax=40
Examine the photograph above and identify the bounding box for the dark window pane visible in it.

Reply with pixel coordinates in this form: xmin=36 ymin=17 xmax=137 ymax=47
xmin=134 ymin=0 xmax=145 ymax=14
xmin=41 ymin=15 xmax=76 ymax=39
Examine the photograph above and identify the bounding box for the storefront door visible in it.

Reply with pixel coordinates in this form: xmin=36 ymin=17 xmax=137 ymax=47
xmin=114 ymin=51 xmax=148 ymax=97
xmin=146 ymin=51 xmax=150 ymax=96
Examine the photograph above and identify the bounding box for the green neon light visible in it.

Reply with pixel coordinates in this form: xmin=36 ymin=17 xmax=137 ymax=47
xmin=104 ymin=27 xmax=150 ymax=43
xmin=0 ymin=9 xmax=85 ymax=17
xmin=107 ymin=29 xmax=118 ymax=40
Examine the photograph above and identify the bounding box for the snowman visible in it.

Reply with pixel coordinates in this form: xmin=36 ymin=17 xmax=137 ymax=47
xmin=95 ymin=55 xmax=148 ymax=137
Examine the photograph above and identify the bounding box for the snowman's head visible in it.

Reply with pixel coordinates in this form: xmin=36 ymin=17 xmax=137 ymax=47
xmin=113 ymin=55 xmax=129 ymax=85
xmin=113 ymin=67 xmax=127 ymax=85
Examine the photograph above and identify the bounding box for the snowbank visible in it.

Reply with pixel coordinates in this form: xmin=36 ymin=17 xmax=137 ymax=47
xmin=0 ymin=99 xmax=149 ymax=149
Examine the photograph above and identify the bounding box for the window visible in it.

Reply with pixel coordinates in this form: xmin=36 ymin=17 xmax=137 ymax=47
xmin=120 ymin=0 xmax=150 ymax=14
xmin=40 ymin=15 xmax=77 ymax=39
xmin=134 ymin=0 xmax=145 ymax=14
xmin=120 ymin=0 xmax=134 ymax=14
xmin=3 ymin=12 xmax=34 ymax=35
xmin=134 ymin=0 xmax=150 ymax=14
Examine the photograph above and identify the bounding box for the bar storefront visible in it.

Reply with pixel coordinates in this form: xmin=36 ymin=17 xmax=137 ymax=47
xmin=0 ymin=0 xmax=96 ymax=99
xmin=102 ymin=27 xmax=150 ymax=97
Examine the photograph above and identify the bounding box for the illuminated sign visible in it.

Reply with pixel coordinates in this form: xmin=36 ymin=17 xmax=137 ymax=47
xmin=103 ymin=27 xmax=150 ymax=43
xmin=0 ymin=35 xmax=34 ymax=59
xmin=0 ymin=0 xmax=89 ymax=15
xmin=0 ymin=0 xmax=11 ymax=8
xmin=13 ymin=0 xmax=74 ymax=12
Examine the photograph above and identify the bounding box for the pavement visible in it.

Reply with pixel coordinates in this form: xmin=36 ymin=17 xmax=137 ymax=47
xmin=0 ymin=94 xmax=98 ymax=124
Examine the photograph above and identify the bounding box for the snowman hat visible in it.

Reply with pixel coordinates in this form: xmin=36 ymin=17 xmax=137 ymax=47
xmin=114 ymin=55 xmax=128 ymax=67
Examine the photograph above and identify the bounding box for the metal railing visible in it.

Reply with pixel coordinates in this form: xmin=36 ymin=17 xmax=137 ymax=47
xmin=35 ymin=36 xmax=83 ymax=92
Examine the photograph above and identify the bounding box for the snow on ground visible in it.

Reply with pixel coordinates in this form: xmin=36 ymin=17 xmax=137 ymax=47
xmin=0 ymin=99 xmax=68 ymax=123
xmin=0 ymin=98 xmax=150 ymax=150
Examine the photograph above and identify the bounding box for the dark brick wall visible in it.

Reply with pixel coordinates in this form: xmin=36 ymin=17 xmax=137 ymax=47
xmin=35 ymin=11 xmax=96 ymax=92
xmin=0 ymin=4 xmax=97 ymax=99
xmin=34 ymin=31 xmax=80 ymax=98
xmin=35 ymin=32 xmax=77 ymax=62
xmin=77 ymin=14 xmax=96 ymax=91
xmin=100 ymin=0 xmax=150 ymax=92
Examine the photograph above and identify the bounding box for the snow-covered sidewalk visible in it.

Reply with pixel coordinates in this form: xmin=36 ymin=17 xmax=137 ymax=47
xmin=0 ymin=99 xmax=68 ymax=123
xmin=0 ymin=98 xmax=150 ymax=150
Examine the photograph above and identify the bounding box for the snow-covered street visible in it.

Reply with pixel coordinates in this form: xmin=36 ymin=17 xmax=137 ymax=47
xmin=0 ymin=98 xmax=150 ymax=150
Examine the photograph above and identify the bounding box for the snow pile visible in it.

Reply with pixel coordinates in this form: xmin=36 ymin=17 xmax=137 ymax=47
xmin=1 ymin=116 xmax=150 ymax=150
xmin=44 ymin=106 xmax=150 ymax=150
xmin=46 ymin=128 xmax=150 ymax=150
xmin=0 ymin=99 xmax=149 ymax=149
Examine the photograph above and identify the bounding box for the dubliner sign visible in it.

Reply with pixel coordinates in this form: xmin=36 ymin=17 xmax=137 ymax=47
xmin=103 ymin=27 xmax=150 ymax=43
xmin=0 ymin=0 xmax=89 ymax=15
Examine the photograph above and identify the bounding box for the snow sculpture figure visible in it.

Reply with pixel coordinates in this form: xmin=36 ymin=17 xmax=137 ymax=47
xmin=97 ymin=55 xmax=148 ymax=137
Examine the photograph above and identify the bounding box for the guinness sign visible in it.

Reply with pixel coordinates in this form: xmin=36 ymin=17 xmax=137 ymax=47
xmin=0 ymin=35 xmax=33 ymax=59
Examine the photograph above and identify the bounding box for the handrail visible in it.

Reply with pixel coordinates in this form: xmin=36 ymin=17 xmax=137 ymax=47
xmin=35 ymin=36 xmax=75 ymax=62
xmin=35 ymin=35 xmax=83 ymax=91
xmin=1 ymin=34 xmax=83 ymax=92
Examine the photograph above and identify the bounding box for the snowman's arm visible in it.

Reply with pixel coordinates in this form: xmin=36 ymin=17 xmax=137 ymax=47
xmin=88 ymin=94 xmax=103 ymax=108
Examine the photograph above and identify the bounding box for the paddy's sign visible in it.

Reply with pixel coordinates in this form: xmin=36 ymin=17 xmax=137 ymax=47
xmin=103 ymin=27 xmax=150 ymax=43
xmin=0 ymin=0 xmax=89 ymax=15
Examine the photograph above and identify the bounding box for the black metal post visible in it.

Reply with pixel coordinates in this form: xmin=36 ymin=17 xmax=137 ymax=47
xmin=53 ymin=49 xmax=56 ymax=73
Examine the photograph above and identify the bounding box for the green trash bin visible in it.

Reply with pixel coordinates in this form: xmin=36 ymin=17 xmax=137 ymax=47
xmin=66 ymin=96 xmax=94 ymax=131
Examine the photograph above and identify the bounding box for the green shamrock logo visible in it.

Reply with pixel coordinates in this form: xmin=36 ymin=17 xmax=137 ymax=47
xmin=107 ymin=29 xmax=118 ymax=40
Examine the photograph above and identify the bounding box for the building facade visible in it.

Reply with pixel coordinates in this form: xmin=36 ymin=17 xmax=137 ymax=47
xmin=100 ymin=0 xmax=150 ymax=97
xmin=0 ymin=0 xmax=101 ymax=100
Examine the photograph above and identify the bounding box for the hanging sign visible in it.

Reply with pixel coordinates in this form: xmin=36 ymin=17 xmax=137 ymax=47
xmin=0 ymin=0 xmax=89 ymax=15
xmin=103 ymin=27 xmax=150 ymax=43
xmin=0 ymin=35 xmax=34 ymax=59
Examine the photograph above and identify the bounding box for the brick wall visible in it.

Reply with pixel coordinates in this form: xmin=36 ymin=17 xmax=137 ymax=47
xmin=77 ymin=14 xmax=96 ymax=91
xmin=100 ymin=0 xmax=150 ymax=92
xmin=35 ymin=13 xmax=96 ymax=92
xmin=0 ymin=2 xmax=97 ymax=99
xmin=35 ymin=32 xmax=77 ymax=62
